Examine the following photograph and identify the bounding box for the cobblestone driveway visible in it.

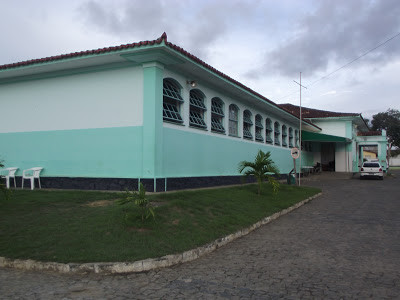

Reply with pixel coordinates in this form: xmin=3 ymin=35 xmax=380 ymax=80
xmin=1 ymin=172 xmax=399 ymax=299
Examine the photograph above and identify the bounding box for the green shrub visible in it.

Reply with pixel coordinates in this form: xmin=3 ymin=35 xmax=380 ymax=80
xmin=238 ymin=150 xmax=280 ymax=195
xmin=117 ymin=183 xmax=155 ymax=222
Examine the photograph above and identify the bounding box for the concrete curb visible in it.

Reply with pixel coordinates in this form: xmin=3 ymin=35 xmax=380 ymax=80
xmin=0 ymin=192 xmax=322 ymax=275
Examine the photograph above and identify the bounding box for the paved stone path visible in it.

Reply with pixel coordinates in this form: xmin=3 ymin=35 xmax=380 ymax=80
xmin=1 ymin=172 xmax=399 ymax=299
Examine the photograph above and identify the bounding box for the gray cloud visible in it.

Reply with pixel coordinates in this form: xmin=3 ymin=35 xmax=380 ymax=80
xmin=78 ymin=0 xmax=262 ymax=59
xmin=252 ymin=0 xmax=400 ymax=79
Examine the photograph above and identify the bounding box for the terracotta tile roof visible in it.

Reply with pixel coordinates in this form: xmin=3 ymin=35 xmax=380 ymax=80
xmin=0 ymin=34 xmax=169 ymax=71
xmin=278 ymin=103 xmax=360 ymax=119
xmin=0 ymin=33 xmax=317 ymax=127
xmin=357 ymin=131 xmax=382 ymax=136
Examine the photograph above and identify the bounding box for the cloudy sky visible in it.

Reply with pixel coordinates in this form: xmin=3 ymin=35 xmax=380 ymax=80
xmin=1 ymin=0 xmax=399 ymax=120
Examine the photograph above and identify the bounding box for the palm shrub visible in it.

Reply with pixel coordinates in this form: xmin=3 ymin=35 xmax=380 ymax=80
xmin=238 ymin=150 xmax=280 ymax=196
xmin=117 ymin=183 xmax=155 ymax=222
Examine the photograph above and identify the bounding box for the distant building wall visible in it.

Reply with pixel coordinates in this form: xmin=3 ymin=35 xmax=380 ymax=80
xmin=389 ymin=155 xmax=400 ymax=166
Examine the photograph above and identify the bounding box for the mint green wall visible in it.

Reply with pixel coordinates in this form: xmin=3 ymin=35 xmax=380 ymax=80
xmin=0 ymin=126 xmax=143 ymax=178
xmin=345 ymin=121 xmax=353 ymax=139
xmin=162 ymin=127 xmax=295 ymax=177
xmin=300 ymin=151 xmax=314 ymax=167
xmin=142 ymin=63 xmax=164 ymax=178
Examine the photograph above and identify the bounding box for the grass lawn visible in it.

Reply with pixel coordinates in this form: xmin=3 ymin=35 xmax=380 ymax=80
xmin=0 ymin=183 xmax=320 ymax=263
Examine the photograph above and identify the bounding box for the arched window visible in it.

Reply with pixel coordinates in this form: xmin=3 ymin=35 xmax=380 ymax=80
xmin=189 ymin=89 xmax=207 ymax=129
xmin=265 ymin=118 xmax=273 ymax=144
xmin=163 ymin=78 xmax=183 ymax=124
xmin=274 ymin=121 xmax=280 ymax=146
xmin=211 ymin=97 xmax=225 ymax=133
xmin=228 ymin=104 xmax=239 ymax=136
xmin=295 ymin=129 xmax=299 ymax=147
xmin=255 ymin=114 xmax=263 ymax=142
xmin=243 ymin=110 xmax=253 ymax=140
xmin=282 ymin=125 xmax=288 ymax=147
xmin=289 ymin=127 xmax=294 ymax=148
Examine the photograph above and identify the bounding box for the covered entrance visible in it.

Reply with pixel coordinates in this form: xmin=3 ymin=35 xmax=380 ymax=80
xmin=321 ymin=142 xmax=335 ymax=171
xmin=302 ymin=131 xmax=351 ymax=173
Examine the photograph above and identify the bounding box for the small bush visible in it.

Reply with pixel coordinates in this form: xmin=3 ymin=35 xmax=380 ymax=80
xmin=117 ymin=183 xmax=155 ymax=222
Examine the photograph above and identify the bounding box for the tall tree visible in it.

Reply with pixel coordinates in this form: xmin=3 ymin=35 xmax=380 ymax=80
xmin=371 ymin=109 xmax=400 ymax=150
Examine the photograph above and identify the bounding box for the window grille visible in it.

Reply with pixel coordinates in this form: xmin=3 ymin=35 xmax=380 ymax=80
xmin=255 ymin=129 xmax=263 ymax=142
xmin=229 ymin=104 xmax=239 ymax=136
xmin=274 ymin=122 xmax=280 ymax=146
xmin=265 ymin=118 xmax=272 ymax=144
xmin=255 ymin=117 xmax=263 ymax=128
xmin=265 ymin=120 xmax=272 ymax=130
xmin=289 ymin=128 xmax=293 ymax=147
xmin=255 ymin=114 xmax=263 ymax=142
xmin=163 ymin=79 xmax=183 ymax=124
xmin=189 ymin=89 xmax=207 ymax=129
xmin=163 ymin=103 xmax=183 ymax=123
xmin=282 ymin=125 xmax=288 ymax=147
xmin=243 ymin=110 xmax=253 ymax=125
xmin=211 ymin=117 xmax=225 ymax=133
xmin=243 ymin=125 xmax=253 ymax=139
xmin=211 ymin=98 xmax=225 ymax=133
xmin=190 ymin=90 xmax=206 ymax=110
xmin=211 ymin=98 xmax=224 ymax=116
xmin=163 ymin=80 xmax=184 ymax=103
xmin=243 ymin=110 xmax=253 ymax=140
xmin=295 ymin=130 xmax=299 ymax=147
xmin=190 ymin=111 xmax=207 ymax=128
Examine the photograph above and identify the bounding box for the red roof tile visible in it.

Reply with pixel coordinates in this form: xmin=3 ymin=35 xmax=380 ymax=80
xmin=357 ymin=131 xmax=382 ymax=136
xmin=0 ymin=33 xmax=167 ymax=71
xmin=278 ymin=103 xmax=360 ymax=118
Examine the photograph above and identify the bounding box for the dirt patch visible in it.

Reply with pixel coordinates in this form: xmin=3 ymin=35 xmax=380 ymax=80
xmin=83 ymin=200 xmax=116 ymax=207
xmin=127 ymin=227 xmax=151 ymax=233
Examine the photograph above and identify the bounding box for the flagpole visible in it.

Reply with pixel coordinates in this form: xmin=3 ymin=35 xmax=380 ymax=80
xmin=299 ymin=72 xmax=302 ymax=186
xmin=293 ymin=73 xmax=306 ymax=186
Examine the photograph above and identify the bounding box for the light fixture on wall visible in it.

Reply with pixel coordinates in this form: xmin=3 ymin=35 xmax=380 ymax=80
xmin=187 ymin=80 xmax=197 ymax=87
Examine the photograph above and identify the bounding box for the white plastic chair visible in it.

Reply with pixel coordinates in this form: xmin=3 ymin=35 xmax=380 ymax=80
xmin=22 ymin=167 xmax=43 ymax=190
xmin=0 ymin=167 xmax=19 ymax=189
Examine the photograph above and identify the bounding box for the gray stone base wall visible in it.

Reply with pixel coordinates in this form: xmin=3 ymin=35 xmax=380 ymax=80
xmin=11 ymin=174 xmax=288 ymax=192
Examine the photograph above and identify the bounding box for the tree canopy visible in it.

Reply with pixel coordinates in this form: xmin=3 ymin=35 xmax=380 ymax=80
xmin=371 ymin=109 xmax=400 ymax=149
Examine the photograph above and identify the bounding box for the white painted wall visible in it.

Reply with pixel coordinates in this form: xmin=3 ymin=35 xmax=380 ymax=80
xmin=389 ymin=155 xmax=400 ymax=166
xmin=312 ymin=120 xmax=347 ymax=137
xmin=0 ymin=67 xmax=143 ymax=133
